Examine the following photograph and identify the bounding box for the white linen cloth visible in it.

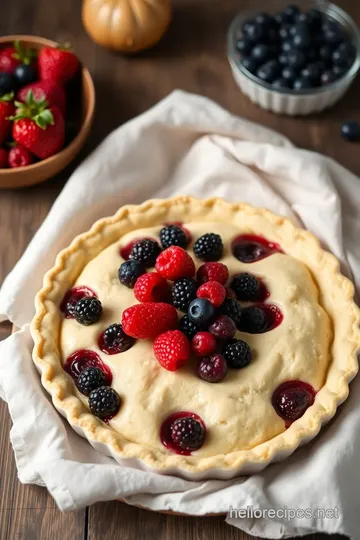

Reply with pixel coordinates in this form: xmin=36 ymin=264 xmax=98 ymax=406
xmin=1 ymin=90 xmax=360 ymax=539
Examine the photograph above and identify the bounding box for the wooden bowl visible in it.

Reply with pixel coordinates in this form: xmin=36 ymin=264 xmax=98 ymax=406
xmin=0 ymin=35 xmax=95 ymax=189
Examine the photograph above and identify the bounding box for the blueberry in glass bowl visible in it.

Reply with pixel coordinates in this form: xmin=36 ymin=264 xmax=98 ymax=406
xmin=228 ymin=1 xmax=360 ymax=115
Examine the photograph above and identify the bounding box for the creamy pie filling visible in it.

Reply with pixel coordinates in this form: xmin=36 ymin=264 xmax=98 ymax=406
xmin=60 ymin=221 xmax=332 ymax=458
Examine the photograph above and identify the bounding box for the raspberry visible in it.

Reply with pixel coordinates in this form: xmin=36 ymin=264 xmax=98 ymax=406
xmin=208 ymin=315 xmax=236 ymax=340
xmin=155 ymin=246 xmax=195 ymax=280
xmin=76 ymin=367 xmax=106 ymax=396
xmin=192 ymin=332 xmax=216 ymax=356
xmin=129 ymin=239 xmax=161 ymax=268
xmin=99 ymin=323 xmax=135 ymax=354
xmin=193 ymin=233 xmax=223 ymax=262
xmin=220 ymin=298 xmax=242 ymax=328
xmin=231 ymin=273 xmax=261 ymax=301
xmin=122 ymin=302 xmax=178 ymax=339
xmin=160 ymin=225 xmax=188 ymax=249
xmin=153 ymin=330 xmax=190 ymax=371
xmin=196 ymin=281 xmax=226 ymax=308
xmin=196 ymin=262 xmax=229 ymax=285
xmin=239 ymin=306 xmax=268 ymax=333
xmin=134 ymin=272 xmax=170 ymax=303
xmin=179 ymin=314 xmax=198 ymax=340
xmin=223 ymin=339 xmax=252 ymax=369
xmin=74 ymin=297 xmax=102 ymax=326
xmin=170 ymin=416 xmax=205 ymax=451
xmin=197 ymin=354 xmax=228 ymax=383
xmin=118 ymin=260 xmax=145 ymax=288
xmin=171 ymin=278 xmax=198 ymax=312
xmin=188 ymin=298 xmax=215 ymax=327
xmin=89 ymin=386 xmax=121 ymax=419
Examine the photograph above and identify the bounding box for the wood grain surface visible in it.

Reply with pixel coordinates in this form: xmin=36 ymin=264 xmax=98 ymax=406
xmin=0 ymin=0 xmax=359 ymax=538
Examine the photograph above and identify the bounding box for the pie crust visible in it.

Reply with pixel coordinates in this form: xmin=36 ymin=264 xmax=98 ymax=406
xmin=30 ymin=196 xmax=360 ymax=479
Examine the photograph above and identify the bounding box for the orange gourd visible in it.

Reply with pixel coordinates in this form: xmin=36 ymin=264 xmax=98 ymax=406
xmin=82 ymin=0 xmax=171 ymax=53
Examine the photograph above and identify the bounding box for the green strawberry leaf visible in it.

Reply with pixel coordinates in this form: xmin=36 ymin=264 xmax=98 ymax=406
xmin=12 ymin=40 xmax=37 ymax=65
xmin=0 ymin=92 xmax=14 ymax=103
xmin=34 ymin=109 xmax=54 ymax=130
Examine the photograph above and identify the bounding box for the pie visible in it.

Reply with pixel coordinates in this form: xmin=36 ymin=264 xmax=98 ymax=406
xmin=31 ymin=196 xmax=360 ymax=478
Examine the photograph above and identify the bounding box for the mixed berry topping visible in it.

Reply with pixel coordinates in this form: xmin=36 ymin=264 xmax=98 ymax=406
xmin=223 ymin=339 xmax=252 ymax=369
xmin=193 ymin=233 xmax=224 ymax=262
xmin=160 ymin=224 xmax=188 ymax=249
xmin=196 ymin=280 xmax=226 ymax=308
xmin=155 ymin=246 xmax=195 ymax=280
xmin=60 ymin=286 xmax=97 ymax=318
xmin=89 ymin=386 xmax=121 ymax=420
xmin=220 ymin=298 xmax=242 ymax=328
xmin=76 ymin=366 xmax=106 ymax=396
xmin=272 ymin=380 xmax=316 ymax=426
xmin=179 ymin=314 xmax=198 ymax=340
xmin=197 ymin=354 xmax=228 ymax=383
xmin=231 ymin=272 xmax=262 ymax=301
xmin=153 ymin=330 xmax=190 ymax=371
xmin=208 ymin=315 xmax=236 ymax=340
xmin=122 ymin=302 xmax=178 ymax=339
xmin=231 ymin=234 xmax=283 ymax=263
xmin=161 ymin=412 xmax=206 ymax=455
xmin=99 ymin=323 xmax=135 ymax=355
xmin=171 ymin=277 xmax=198 ymax=312
xmin=74 ymin=297 xmax=102 ymax=326
xmin=129 ymin=239 xmax=161 ymax=268
xmin=118 ymin=259 xmax=145 ymax=289
xmin=119 ymin=237 xmax=157 ymax=261
xmin=238 ymin=305 xmax=268 ymax=333
xmin=191 ymin=331 xmax=217 ymax=357
xmin=188 ymin=298 xmax=216 ymax=328
xmin=196 ymin=262 xmax=229 ymax=285
xmin=134 ymin=272 xmax=170 ymax=303
xmin=64 ymin=349 xmax=112 ymax=385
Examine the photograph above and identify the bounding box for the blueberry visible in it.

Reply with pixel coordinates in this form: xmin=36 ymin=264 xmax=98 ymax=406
xmin=340 ymin=121 xmax=360 ymax=142
xmin=307 ymin=9 xmax=323 ymax=26
xmin=251 ymin=43 xmax=272 ymax=63
xmin=274 ymin=12 xmax=288 ymax=26
xmin=243 ymin=21 xmax=266 ymax=42
xmin=14 ymin=64 xmax=36 ymax=86
xmin=287 ymin=49 xmax=306 ymax=68
xmin=0 ymin=72 xmax=15 ymax=95
xmin=321 ymin=69 xmax=338 ymax=85
xmin=305 ymin=48 xmax=318 ymax=63
xmin=292 ymin=31 xmax=311 ymax=50
xmin=323 ymin=21 xmax=344 ymax=44
xmin=236 ymin=38 xmax=251 ymax=56
xmin=188 ymin=298 xmax=215 ymax=328
xmin=272 ymin=77 xmax=290 ymax=89
xmin=293 ymin=77 xmax=314 ymax=90
xmin=241 ymin=57 xmax=257 ymax=73
xmin=279 ymin=24 xmax=291 ymax=40
xmin=283 ymin=5 xmax=301 ymax=22
xmin=301 ymin=63 xmax=322 ymax=83
xmin=332 ymin=42 xmax=355 ymax=67
xmin=296 ymin=13 xmax=312 ymax=26
xmin=282 ymin=40 xmax=293 ymax=53
xmin=256 ymin=60 xmax=280 ymax=83
xmin=332 ymin=64 xmax=348 ymax=78
xmin=288 ymin=25 xmax=297 ymax=37
xmin=281 ymin=65 xmax=298 ymax=83
xmin=278 ymin=53 xmax=289 ymax=65
xmin=319 ymin=44 xmax=333 ymax=64
xmin=255 ymin=12 xmax=272 ymax=27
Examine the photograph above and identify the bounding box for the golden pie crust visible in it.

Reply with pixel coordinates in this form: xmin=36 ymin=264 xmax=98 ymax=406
xmin=30 ymin=196 xmax=360 ymax=478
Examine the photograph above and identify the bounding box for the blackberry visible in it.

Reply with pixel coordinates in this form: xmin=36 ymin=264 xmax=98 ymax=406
xmin=231 ymin=273 xmax=261 ymax=301
xmin=223 ymin=339 xmax=252 ymax=369
xmin=220 ymin=298 xmax=242 ymax=328
xmin=103 ymin=323 xmax=135 ymax=353
xmin=179 ymin=315 xmax=198 ymax=340
xmin=171 ymin=278 xmax=198 ymax=312
xmin=193 ymin=233 xmax=223 ymax=262
xmin=170 ymin=416 xmax=205 ymax=451
xmin=74 ymin=297 xmax=102 ymax=326
xmin=129 ymin=239 xmax=161 ymax=268
xmin=76 ymin=367 xmax=106 ymax=396
xmin=89 ymin=386 xmax=121 ymax=419
xmin=118 ymin=260 xmax=145 ymax=288
xmin=160 ymin=225 xmax=187 ymax=249
xmin=239 ymin=306 xmax=268 ymax=334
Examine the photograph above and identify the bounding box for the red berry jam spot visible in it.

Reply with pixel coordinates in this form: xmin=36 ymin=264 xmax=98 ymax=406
xmin=160 ymin=411 xmax=206 ymax=456
xmin=164 ymin=221 xmax=192 ymax=244
xmin=119 ymin=237 xmax=157 ymax=260
xmin=64 ymin=350 xmax=112 ymax=385
xmin=272 ymin=380 xmax=316 ymax=427
xmin=231 ymin=234 xmax=283 ymax=263
xmin=257 ymin=278 xmax=270 ymax=301
xmin=60 ymin=286 xmax=97 ymax=318
xmin=261 ymin=304 xmax=283 ymax=330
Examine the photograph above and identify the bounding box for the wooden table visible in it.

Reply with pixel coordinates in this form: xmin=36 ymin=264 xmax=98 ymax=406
xmin=1 ymin=0 xmax=359 ymax=538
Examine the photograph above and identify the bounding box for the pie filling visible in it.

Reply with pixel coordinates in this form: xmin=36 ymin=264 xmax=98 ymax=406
xmin=59 ymin=221 xmax=331 ymax=458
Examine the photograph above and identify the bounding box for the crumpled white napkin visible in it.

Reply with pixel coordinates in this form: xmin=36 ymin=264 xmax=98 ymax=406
xmin=1 ymin=90 xmax=360 ymax=539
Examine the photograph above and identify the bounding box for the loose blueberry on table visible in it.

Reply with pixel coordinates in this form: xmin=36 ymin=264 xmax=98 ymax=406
xmin=236 ymin=4 xmax=356 ymax=91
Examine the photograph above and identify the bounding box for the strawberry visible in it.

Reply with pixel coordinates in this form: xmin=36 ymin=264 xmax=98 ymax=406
xmin=38 ymin=44 xmax=80 ymax=85
xmin=8 ymin=145 xmax=34 ymax=168
xmin=0 ymin=93 xmax=15 ymax=146
xmin=122 ymin=303 xmax=178 ymax=339
xmin=196 ymin=281 xmax=226 ymax=308
xmin=153 ymin=330 xmax=190 ymax=371
xmin=0 ymin=41 xmax=36 ymax=74
xmin=134 ymin=272 xmax=170 ymax=303
xmin=0 ymin=148 xmax=8 ymax=168
xmin=155 ymin=246 xmax=195 ymax=281
xmin=17 ymin=81 xmax=66 ymax=115
xmin=11 ymin=91 xmax=65 ymax=160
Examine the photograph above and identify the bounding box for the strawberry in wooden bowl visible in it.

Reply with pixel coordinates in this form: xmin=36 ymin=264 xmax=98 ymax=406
xmin=0 ymin=36 xmax=95 ymax=189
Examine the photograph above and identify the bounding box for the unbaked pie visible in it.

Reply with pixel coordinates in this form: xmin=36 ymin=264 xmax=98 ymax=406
xmin=31 ymin=196 xmax=360 ymax=478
